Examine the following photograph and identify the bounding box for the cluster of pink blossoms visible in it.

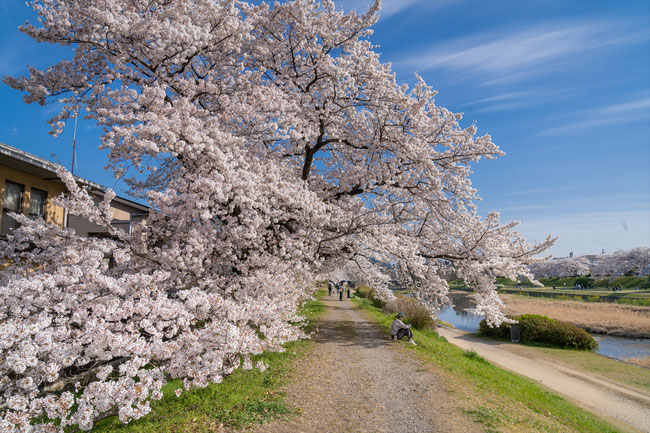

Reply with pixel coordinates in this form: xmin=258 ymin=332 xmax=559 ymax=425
xmin=2 ymin=0 xmax=556 ymax=430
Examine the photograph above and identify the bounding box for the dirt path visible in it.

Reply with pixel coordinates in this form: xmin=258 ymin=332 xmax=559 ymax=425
xmin=248 ymin=296 xmax=480 ymax=433
xmin=436 ymin=326 xmax=650 ymax=433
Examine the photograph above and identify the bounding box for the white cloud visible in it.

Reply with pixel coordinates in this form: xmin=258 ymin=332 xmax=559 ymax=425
xmin=335 ymin=0 xmax=446 ymax=20
xmin=540 ymin=96 xmax=650 ymax=135
xmin=398 ymin=20 xmax=649 ymax=84
xmin=504 ymin=186 xmax=578 ymax=197
xmin=602 ymin=97 xmax=650 ymax=114
xmin=458 ymin=92 xmax=531 ymax=107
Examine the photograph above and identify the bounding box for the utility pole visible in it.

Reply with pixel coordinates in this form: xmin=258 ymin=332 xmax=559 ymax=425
xmin=66 ymin=115 xmax=78 ymax=229
xmin=71 ymin=115 xmax=78 ymax=175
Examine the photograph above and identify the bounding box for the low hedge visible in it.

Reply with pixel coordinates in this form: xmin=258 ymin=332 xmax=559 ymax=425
xmin=479 ymin=314 xmax=598 ymax=351
xmin=383 ymin=297 xmax=433 ymax=330
xmin=355 ymin=285 xmax=385 ymax=308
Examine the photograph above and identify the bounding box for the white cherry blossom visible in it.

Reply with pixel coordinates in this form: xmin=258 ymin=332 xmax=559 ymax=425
xmin=1 ymin=1 xmax=555 ymax=431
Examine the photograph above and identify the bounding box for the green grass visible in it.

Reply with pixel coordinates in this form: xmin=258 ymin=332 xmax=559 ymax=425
xmin=354 ymin=297 xmax=629 ymax=433
xmin=493 ymin=276 xmax=650 ymax=290
xmin=539 ymin=276 xmax=650 ymax=290
xmin=90 ymin=291 xmax=326 ymax=433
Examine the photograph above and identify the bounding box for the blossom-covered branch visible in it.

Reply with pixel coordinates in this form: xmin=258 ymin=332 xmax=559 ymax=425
xmin=2 ymin=0 xmax=555 ymax=431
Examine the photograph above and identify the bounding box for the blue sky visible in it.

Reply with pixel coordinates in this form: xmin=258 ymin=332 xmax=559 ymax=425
xmin=1 ymin=0 xmax=649 ymax=257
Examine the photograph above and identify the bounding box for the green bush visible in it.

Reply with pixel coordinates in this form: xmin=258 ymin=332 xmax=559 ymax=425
xmin=478 ymin=314 xmax=598 ymax=351
xmin=383 ymin=297 xmax=433 ymax=330
xmin=574 ymin=277 xmax=594 ymax=289
xmin=478 ymin=320 xmax=511 ymax=339
xmin=355 ymin=285 xmax=385 ymax=308
xmin=356 ymin=285 xmax=373 ymax=298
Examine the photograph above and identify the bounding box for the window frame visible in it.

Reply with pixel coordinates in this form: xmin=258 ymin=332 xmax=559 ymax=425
xmin=1 ymin=180 xmax=25 ymax=235
xmin=29 ymin=187 xmax=48 ymax=219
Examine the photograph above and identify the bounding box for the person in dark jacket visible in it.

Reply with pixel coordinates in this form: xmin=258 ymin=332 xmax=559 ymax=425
xmin=347 ymin=281 xmax=354 ymax=298
xmin=390 ymin=312 xmax=416 ymax=345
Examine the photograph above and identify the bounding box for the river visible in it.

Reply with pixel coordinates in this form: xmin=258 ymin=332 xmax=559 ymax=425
xmin=438 ymin=294 xmax=650 ymax=361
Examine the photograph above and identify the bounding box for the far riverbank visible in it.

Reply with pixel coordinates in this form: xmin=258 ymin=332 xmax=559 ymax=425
xmin=448 ymin=289 xmax=650 ymax=338
xmin=498 ymin=293 xmax=650 ymax=339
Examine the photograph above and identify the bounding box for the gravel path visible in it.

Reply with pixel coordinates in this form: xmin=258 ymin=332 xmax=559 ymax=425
xmin=248 ymin=295 xmax=480 ymax=433
xmin=437 ymin=326 xmax=650 ymax=433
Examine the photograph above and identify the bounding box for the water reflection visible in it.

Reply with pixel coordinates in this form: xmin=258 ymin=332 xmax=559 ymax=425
xmin=593 ymin=335 xmax=650 ymax=360
xmin=437 ymin=293 xmax=483 ymax=333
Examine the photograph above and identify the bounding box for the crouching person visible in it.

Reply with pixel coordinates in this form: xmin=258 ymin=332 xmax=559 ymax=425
xmin=391 ymin=312 xmax=417 ymax=345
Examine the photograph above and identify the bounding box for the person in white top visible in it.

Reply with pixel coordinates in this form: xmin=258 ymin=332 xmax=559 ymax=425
xmin=390 ymin=312 xmax=417 ymax=345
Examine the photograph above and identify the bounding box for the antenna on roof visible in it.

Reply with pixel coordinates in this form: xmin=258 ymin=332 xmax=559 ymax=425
xmin=71 ymin=115 xmax=78 ymax=175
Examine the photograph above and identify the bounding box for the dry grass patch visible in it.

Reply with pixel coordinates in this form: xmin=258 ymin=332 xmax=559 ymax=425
xmin=500 ymin=294 xmax=650 ymax=338
xmin=625 ymin=357 xmax=650 ymax=368
xmin=383 ymin=297 xmax=433 ymax=330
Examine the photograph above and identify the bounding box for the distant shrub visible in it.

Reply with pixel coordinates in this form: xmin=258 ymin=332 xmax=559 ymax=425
xmin=574 ymin=277 xmax=594 ymax=289
xmin=356 ymin=286 xmax=386 ymax=308
xmin=478 ymin=320 xmax=510 ymax=339
xmin=384 ymin=297 xmax=433 ymax=330
xmin=356 ymin=286 xmax=373 ymax=298
xmin=479 ymin=314 xmax=598 ymax=351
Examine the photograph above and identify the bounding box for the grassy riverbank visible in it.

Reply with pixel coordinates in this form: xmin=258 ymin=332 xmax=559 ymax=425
xmin=449 ymin=278 xmax=650 ymax=306
xmin=91 ymin=291 xmax=326 ymax=433
xmin=354 ymin=298 xmax=630 ymax=433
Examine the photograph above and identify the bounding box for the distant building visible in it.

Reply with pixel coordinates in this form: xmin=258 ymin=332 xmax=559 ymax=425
xmin=0 ymin=142 xmax=148 ymax=238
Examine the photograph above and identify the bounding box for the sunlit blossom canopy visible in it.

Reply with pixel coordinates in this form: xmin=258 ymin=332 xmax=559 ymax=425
xmin=0 ymin=0 xmax=555 ymax=431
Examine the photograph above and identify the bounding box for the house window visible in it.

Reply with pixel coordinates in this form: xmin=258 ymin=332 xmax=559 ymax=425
xmin=1 ymin=181 xmax=24 ymax=235
xmin=29 ymin=188 xmax=47 ymax=219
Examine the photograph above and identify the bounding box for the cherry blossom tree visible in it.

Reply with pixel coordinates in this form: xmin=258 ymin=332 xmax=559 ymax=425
xmin=592 ymin=247 xmax=650 ymax=277
xmin=1 ymin=0 xmax=555 ymax=431
xmin=528 ymin=256 xmax=591 ymax=278
xmin=528 ymin=248 xmax=650 ymax=280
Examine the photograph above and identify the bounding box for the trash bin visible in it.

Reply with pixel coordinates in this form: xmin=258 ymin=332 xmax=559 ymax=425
xmin=510 ymin=324 xmax=521 ymax=343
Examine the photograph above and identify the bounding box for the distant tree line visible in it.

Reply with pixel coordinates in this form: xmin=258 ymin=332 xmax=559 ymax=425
xmin=527 ymin=247 xmax=650 ymax=279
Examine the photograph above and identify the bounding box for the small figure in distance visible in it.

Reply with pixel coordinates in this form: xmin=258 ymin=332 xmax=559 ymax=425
xmin=328 ymin=280 xmax=333 ymax=296
xmin=391 ymin=312 xmax=416 ymax=345
xmin=339 ymin=281 xmax=344 ymax=301
xmin=347 ymin=280 xmax=354 ymax=298
xmin=552 ymin=285 xmax=556 ymax=290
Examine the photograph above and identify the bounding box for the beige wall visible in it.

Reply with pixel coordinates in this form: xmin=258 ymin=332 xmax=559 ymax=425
xmin=0 ymin=163 xmax=67 ymax=228
xmin=67 ymin=194 xmax=144 ymax=236
xmin=1 ymin=163 xmax=147 ymax=236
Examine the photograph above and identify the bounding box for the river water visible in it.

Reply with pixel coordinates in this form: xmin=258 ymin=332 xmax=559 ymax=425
xmin=438 ymin=294 xmax=650 ymax=361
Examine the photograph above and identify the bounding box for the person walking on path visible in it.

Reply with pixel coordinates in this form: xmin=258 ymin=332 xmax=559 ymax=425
xmin=391 ymin=312 xmax=417 ymax=345
xmin=339 ymin=283 xmax=344 ymax=301
xmin=327 ymin=281 xmax=333 ymax=296
xmin=346 ymin=281 xmax=354 ymax=298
